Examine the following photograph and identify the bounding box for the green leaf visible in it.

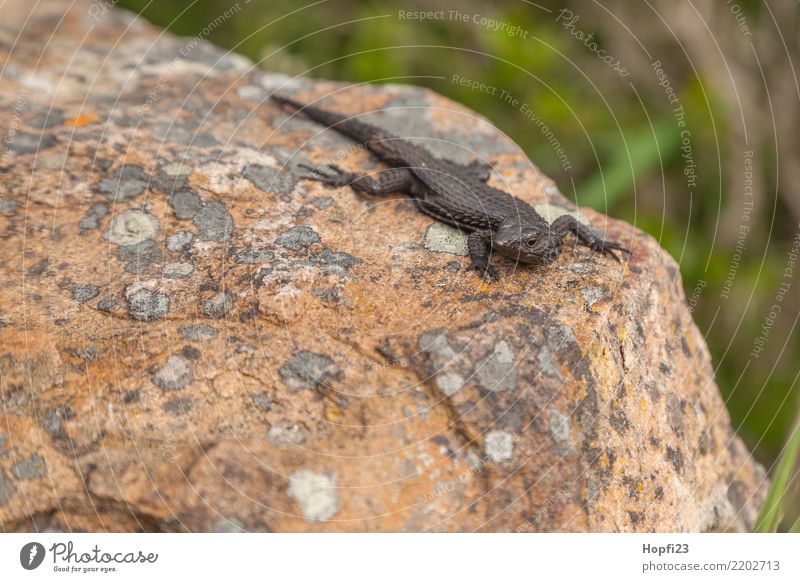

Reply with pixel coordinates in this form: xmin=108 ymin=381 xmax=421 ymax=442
xmin=754 ymin=421 xmax=800 ymax=532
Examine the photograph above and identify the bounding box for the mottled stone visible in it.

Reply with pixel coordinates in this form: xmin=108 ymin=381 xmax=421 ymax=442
xmin=0 ymin=0 xmax=766 ymax=534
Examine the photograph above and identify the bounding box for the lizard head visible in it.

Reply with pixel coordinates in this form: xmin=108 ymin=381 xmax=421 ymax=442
xmin=493 ymin=215 xmax=563 ymax=266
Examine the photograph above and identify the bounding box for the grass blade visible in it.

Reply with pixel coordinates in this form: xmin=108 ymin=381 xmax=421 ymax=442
xmin=754 ymin=422 xmax=800 ymax=532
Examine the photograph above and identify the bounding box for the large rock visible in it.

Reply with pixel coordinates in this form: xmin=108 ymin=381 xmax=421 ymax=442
xmin=0 ymin=0 xmax=766 ymax=532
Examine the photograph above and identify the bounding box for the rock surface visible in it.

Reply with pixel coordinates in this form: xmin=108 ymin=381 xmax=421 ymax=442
xmin=0 ymin=0 xmax=767 ymax=532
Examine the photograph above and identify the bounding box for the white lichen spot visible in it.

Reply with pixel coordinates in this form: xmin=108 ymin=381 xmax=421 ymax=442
xmin=476 ymin=340 xmax=517 ymax=392
xmin=267 ymin=421 xmax=306 ymax=446
xmin=423 ymin=222 xmax=469 ymax=256
xmin=435 ymin=372 xmax=464 ymax=397
xmin=485 ymin=430 xmax=514 ymax=463
xmin=549 ymin=410 xmax=570 ymax=443
xmin=103 ymin=209 xmax=160 ymax=246
xmin=581 ymin=286 xmax=605 ymax=308
xmin=287 ymin=468 xmax=339 ymax=523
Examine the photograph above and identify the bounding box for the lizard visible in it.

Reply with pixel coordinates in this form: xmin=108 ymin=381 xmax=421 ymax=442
xmin=272 ymin=93 xmax=631 ymax=282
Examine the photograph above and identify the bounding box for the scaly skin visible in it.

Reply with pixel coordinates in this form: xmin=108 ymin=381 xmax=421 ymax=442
xmin=272 ymin=94 xmax=631 ymax=282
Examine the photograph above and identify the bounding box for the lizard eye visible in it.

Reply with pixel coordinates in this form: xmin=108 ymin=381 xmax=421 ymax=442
xmin=525 ymin=237 xmax=538 ymax=248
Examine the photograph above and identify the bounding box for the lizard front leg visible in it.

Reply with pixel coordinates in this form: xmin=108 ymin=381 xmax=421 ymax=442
xmin=551 ymin=215 xmax=631 ymax=262
xmin=299 ymin=164 xmax=413 ymax=195
xmin=466 ymin=230 xmax=500 ymax=282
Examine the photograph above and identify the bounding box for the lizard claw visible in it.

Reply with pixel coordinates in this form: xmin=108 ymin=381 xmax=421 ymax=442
xmin=591 ymin=240 xmax=631 ymax=262
xmin=297 ymin=163 xmax=356 ymax=187
xmin=466 ymin=261 xmax=500 ymax=283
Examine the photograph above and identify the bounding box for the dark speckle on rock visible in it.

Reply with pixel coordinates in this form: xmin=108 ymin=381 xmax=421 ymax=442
xmin=73 ymin=283 xmax=100 ymax=303
xmin=204 ymin=292 xmax=234 ymax=319
xmin=163 ymin=397 xmax=193 ymax=414
xmin=193 ymin=200 xmax=234 ymax=241
xmin=666 ymin=446 xmax=684 ymax=473
xmin=276 ymin=225 xmax=320 ymax=250
xmin=125 ymin=286 xmax=170 ymax=320
xmin=169 ymin=190 xmax=202 ymax=220
xmin=181 ymin=345 xmax=201 ymax=360
xmin=0 ymin=197 xmax=20 ymax=214
xmin=279 ymin=350 xmax=338 ymax=392
xmin=122 ymin=389 xmax=140 ymax=404
xmin=6 ymin=132 xmax=56 ymax=155
xmin=97 ymin=297 xmax=116 ymax=312
xmin=11 ymin=454 xmax=48 ymax=480
xmin=243 ymin=164 xmax=297 ymax=197
xmin=179 ymin=323 xmax=219 ymax=341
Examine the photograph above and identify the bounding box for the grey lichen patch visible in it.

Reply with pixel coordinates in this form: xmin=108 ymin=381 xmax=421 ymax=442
xmin=581 ymin=286 xmax=606 ymax=308
xmin=279 ymin=350 xmax=338 ymax=392
xmin=537 ymin=347 xmax=564 ymax=380
xmin=125 ymin=284 xmax=170 ymax=321
xmin=97 ymin=164 xmax=149 ymax=201
xmin=287 ymin=468 xmax=339 ymax=523
xmin=236 ymin=249 xmax=274 ymax=264
xmin=163 ymin=262 xmax=194 ymax=278
xmin=549 ymin=410 xmax=570 ymax=443
xmin=169 ymin=190 xmax=202 ymax=220
xmin=310 ymin=248 xmax=362 ymax=274
xmin=267 ymin=421 xmax=306 ymax=446
xmin=193 ymin=201 xmax=234 ymax=242
xmin=73 ymin=283 xmax=100 ymax=303
xmin=6 ymin=132 xmax=56 ymax=155
xmin=276 ymin=225 xmax=320 ymax=250
xmin=476 ymin=340 xmax=517 ymax=393
xmin=418 ymin=329 xmax=457 ymax=359
xmin=203 ymin=292 xmax=234 ymax=319
xmin=103 ymin=209 xmax=160 ymax=246
xmin=423 ymin=222 xmax=468 ymax=256
xmin=243 ymin=164 xmax=297 ymax=197
xmin=435 ymin=372 xmax=464 ymax=397
xmin=118 ymin=240 xmax=163 ymax=274
xmin=0 ymin=198 xmax=20 ymax=214
xmin=166 ymin=231 xmax=194 ymax=252
xmin=78 ymin=202 xmax=109 ymax=231
xmin=179 ymin=323 xmax=218 ymax=341
xmin=0 ymin=471 xmax=15 ymax=506
xmin=153 ymin=355 xmax=194 ymax=391
xmin=484 ymin=430 xmax=513 ymax=464
xmin=11 ymin=453 xmax=48 ymax=480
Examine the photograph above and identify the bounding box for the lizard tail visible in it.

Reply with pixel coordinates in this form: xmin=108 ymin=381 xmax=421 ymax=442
xmin=271 ymin=93 xmax=380 ymax=144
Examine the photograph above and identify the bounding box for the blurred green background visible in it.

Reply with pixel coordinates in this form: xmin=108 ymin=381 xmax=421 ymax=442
xmin=118 ymin=0 xmax=799 ymax=484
